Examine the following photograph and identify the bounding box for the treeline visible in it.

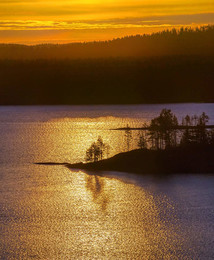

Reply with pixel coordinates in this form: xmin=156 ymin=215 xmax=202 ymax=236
xmin=0 ymin=26 xmax=214 ymax=59
xmin=84 ymin=109 xmax=214 ymax=163
xmin=138 ymin=109 xmax=214 ymax=150
xmin=0 ymin=56 xmax=214 ymax=104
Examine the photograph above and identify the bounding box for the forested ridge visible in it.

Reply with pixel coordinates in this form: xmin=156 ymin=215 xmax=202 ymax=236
xmin=0 ymin=56 xmax=213 ymax=104
xmin=0 ymin=26 xmax=214 ymax=60
xmin=0 ymin=26 xmax=214 ymax=105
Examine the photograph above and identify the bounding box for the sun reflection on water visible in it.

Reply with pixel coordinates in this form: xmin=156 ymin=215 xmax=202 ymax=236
xmin=85 ymin=174 xmax=109 ymax=211
xmin=1 ymin=161 xmax=185 ymax=259
xmin=32 ymin=116 xmax=149 ymax=164
xmin=49 ymin=168 xmax=183 ymax=259
xmin=22 ymin=116 xmax=183 ymax=257
xmin=0 ymin=115 xmax=186 ymax=259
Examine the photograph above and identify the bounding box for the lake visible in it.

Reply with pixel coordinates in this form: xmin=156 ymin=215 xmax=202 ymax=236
xmin=1 ymin=104 xmax=214 ymax=259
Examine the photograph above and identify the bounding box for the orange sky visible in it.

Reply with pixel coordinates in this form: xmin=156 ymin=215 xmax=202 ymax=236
xmin=0 ymin=0 xmax=214 ymax=44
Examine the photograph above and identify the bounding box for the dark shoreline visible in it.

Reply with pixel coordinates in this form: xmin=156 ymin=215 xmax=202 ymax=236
xmin=112 ymin=125 xmax=214 ymax=131
xmin=36 ymin=145 xmax=214 ymax=175
xmin=1 ymin=56 xmax=214 ymax=105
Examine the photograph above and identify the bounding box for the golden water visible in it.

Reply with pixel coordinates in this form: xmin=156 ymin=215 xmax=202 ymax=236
xmin=2 ymin=165 xmax=186 ymax=259
xmin=1 ymin=105 xmax=214 ymax=259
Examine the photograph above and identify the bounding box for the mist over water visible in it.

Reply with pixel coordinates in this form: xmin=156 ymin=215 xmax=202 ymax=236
xmin=1 ymin=104 xmax=214 ymax=259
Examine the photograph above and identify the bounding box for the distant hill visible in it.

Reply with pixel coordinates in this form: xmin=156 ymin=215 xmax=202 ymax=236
xmin=0 ymin=26 xmax=214 ymax=105
xmin=0 ymin=26 xmax=214 ymax=60
xmin=0 ymin=56 xmax=214 ymax=105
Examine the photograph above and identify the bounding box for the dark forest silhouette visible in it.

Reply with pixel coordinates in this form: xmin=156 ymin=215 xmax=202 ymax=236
xmin=137 ymin=109 xmax=214 ymax=149
xmin=0 ymin=26 xmax=214 ymax=105
xmin=0 ymin=56 xmax=214 ymax=104
xmin=0 ymin=26 xmax=214 ymax=59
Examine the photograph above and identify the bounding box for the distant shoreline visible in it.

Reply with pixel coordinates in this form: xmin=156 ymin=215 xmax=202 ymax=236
xmin=112 ymin=125 xmax=214 ymax=131
xmin=0 ymin=55 xmax=214 ymax=105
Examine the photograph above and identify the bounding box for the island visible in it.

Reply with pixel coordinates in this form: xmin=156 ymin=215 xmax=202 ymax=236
xmin=35 ymin=109 xmax=214 ymax=175
xmin=63 ymin=144 xmax=214 ymax=174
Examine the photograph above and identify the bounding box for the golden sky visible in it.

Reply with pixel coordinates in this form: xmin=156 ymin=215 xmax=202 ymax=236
xmin=0 ymin=0 xmax=214 ymax=44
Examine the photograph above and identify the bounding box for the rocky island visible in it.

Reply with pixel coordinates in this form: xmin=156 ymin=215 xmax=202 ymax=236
xmin=64 ymin=144 xmax=214 ymax=174
xmin=36 ymin=109 xmax=214 ymax=175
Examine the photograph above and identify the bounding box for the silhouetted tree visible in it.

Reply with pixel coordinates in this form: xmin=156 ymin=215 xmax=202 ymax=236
xmin=149 ymin=109 xmax=178 ymax=149
xmin=181 ymin=115 xmax=193 ymax=144
xmin=181 ymin=112 xmax=210 ymax=145
xmin=137 ymin=131 xmax=147 ymax=149
xmin=209 ymin=129 xmax=214 ymax=145
xmin=196 ymin=112 xmax=209 ymax=144
xmin=124 ymin=124 xmax=132 ymax=151
xmin=85 ymin=136 xmax=110 ymax=162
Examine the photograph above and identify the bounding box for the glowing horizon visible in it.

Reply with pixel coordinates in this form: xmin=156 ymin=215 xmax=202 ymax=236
xmin=0 ymin=0 xmax=214 ymax=44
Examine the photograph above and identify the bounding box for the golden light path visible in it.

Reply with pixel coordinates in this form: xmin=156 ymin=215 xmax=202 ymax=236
xmin=2 ymin=112 xmax=212 ymax=258
xmin=4 ymin=117 xmax=183 ymax=258
xmin=4 ymin=165 xmax=183 ymax=258
xmin=0 ymin=0 xmax=213 ymax=43
xmin=32 ymin=116 xmax=150 ymax=164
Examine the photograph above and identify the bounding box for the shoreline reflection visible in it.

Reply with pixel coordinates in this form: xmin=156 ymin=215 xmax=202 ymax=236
xmin=85 ymin=174 xmax=109 ymax=211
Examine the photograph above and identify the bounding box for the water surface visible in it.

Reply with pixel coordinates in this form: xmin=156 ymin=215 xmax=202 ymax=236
xmin=1 ymin=104 xmax=214 ymax=259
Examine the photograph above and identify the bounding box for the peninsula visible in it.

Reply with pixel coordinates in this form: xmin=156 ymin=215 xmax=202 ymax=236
xmin=36 ymin=144 xmax=214 ymax=175
xmin=36 ymin=109 xmax=214 ymax=175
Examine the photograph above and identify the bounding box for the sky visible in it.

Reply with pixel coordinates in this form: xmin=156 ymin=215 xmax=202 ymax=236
xmin=0 ymin=0 xmax=214 ymax=44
